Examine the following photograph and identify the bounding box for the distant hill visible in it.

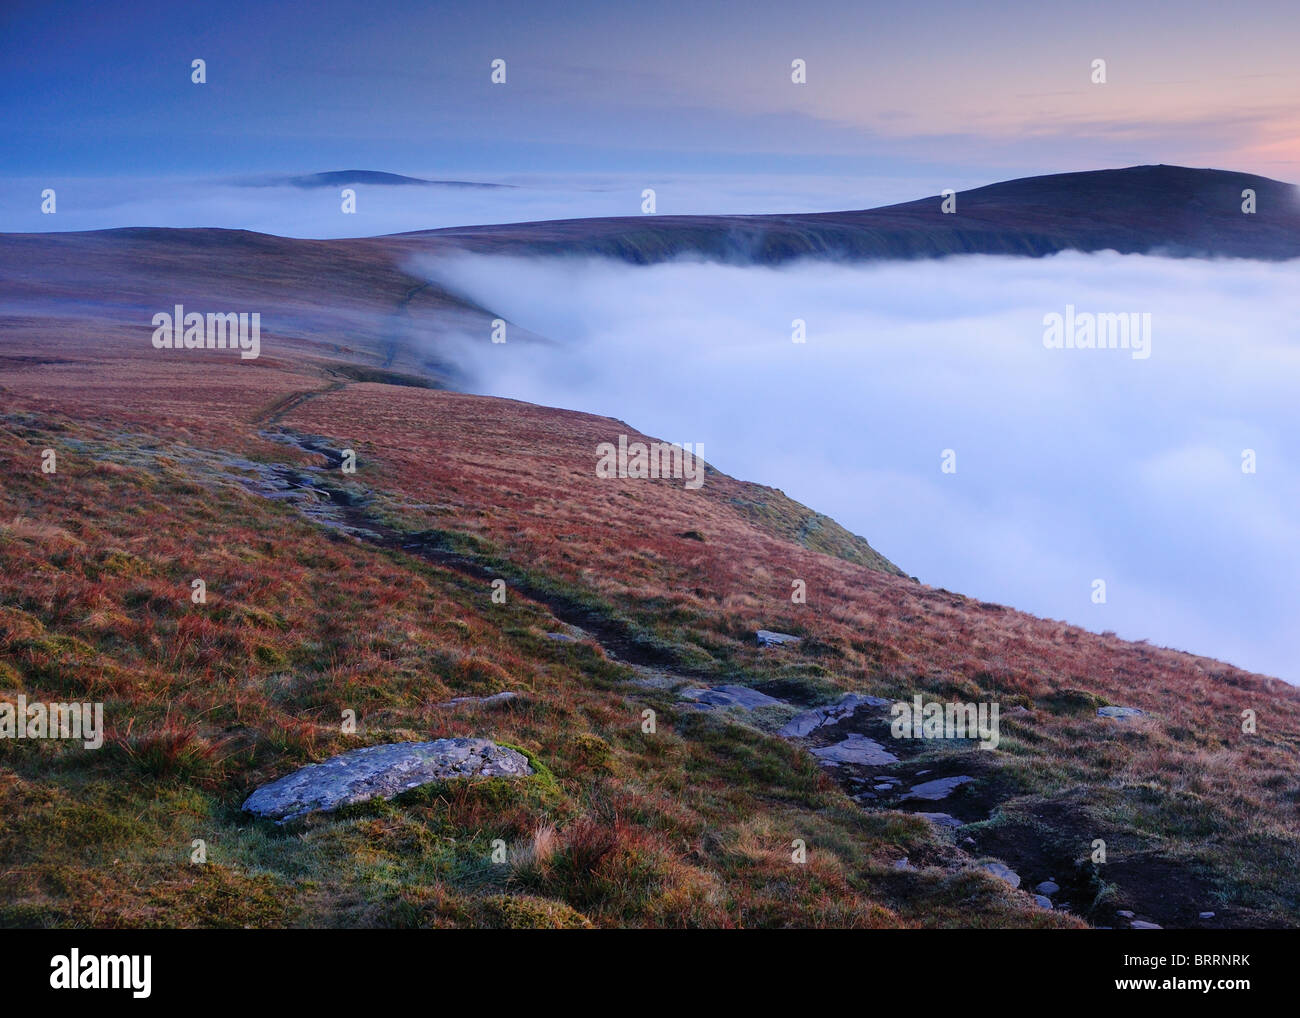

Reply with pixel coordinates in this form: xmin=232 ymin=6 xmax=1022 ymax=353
xmin=253 ymin=170 xmax=515 ymax=190
xmin=399 ymin=165 xmax=1300 ymax=262
xmin=1 ymin=165 xmax=1295 ymax=382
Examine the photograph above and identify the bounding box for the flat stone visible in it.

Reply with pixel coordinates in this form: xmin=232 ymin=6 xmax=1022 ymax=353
xmin=914 ymin=812 xmax=964 ymax=829
xmin=1199 ymin=911 xmax=1215 ymax=919
xmin=893 ymin=858 xmax=914 ymax=870
xmin=776 ymin=693 xmax=893 ymax=738
xmin=1130 ymin=920 xmax=1162 ymax=930
xmin=242 ymin=738 xmax=533 ymax=823
xmin=1116 ymin=910 xmax=1135 ymax=918
xmin=756 ymin=630 xmax=801 ymax=647
xmin=979 ymin=861 xmax=1021 ymax=888
xmin=810 ymin=734 xmax=900 ymax=766
xmin=1098 ymin=706 xmax=1146 ymax=719
xmin=680 ymin=684 xmax=787 ymax=710
xmin=901 ymin=775 xmax=975 ymax=801
xmin=1033 ymin=894 xmax=1054 ymax=909
xmin=440 ymin=691 xmax=520 ymax=707
xmin=545 ymin=632 xmax=579 ymax=642
xmin=1035 ymin=880 xmax=1060 ymax=895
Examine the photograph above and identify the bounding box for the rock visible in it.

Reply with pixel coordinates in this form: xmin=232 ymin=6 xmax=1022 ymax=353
xmin=1199 ymin=911 xmax=1215 ymax=919
xmin=914 ymin=812 xmax=964 ymax=829
xmin=901 ymin=775 xmax=975 ymax=801
xmin=545 ymin=632 xmax=579 ymax=643
xmin=1035 ymin=880 xmax=1060 ymax=895
xmin=440 ymin=691 xmax=520 ymax=707
xmin=810 ymin=734 xmax=900 ymax=766
xmin=1116 ymin=910 xmax=1135 ymax=918
xmin=756 ymin=630 xmax=801 ymax=647
xmin=1130 ymin=920 xmax=1162 ymax=930
xmin=1033 ymin=894 xmax=1054 ymax=909
xmin=873 ymin=783 xmax=894 ymax=791
xmin=680 ymin=684 xmax=787 ymax=710
xmin=979 ymin=861 xmax=1021 ymax=888
xmin=1098 ymin=706 xmax=1146 ymax=719
xmin=242 ymin=738 xmax=533 ymax=823
xmin=777 ymin=693 xmax=893 ymax=738
xmin=893 ymin=858 xmax=914 ymax=870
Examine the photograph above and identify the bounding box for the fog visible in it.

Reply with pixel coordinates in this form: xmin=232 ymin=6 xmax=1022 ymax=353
xmin=417 ymin=250 xmax=1300 ymax=683
xmin=0 ymin=173 xmax=938 ymax=238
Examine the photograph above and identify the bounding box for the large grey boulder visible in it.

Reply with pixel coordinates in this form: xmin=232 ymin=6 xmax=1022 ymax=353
xmin=242 ymin=738 xmax=533 ymax=823
xmin=1098 ymin=706 xmax=1146 ymax=719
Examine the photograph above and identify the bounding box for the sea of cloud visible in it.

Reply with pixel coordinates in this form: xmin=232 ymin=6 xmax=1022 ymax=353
xmin=417 ymin=250 xmax=1300 ymax=683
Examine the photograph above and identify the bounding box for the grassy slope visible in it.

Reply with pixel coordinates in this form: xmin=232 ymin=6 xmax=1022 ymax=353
xmin=1 ymin=342 xmax=1298 ymax=928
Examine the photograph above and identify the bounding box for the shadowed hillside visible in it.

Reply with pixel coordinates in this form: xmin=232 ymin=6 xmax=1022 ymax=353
xmin=401 ymin=165 xmax=1300 ymax=263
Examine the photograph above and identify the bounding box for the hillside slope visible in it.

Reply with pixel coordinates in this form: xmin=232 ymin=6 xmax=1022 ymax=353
xmin=2 ymin=341 xmax=1298 ymax=929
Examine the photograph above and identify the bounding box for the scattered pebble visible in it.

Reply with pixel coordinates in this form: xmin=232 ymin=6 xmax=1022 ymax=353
xmin=979 ymin=861 xmax=1021 ymax=888
xmin=1097 ymin=706 xmax=1146 ymax=719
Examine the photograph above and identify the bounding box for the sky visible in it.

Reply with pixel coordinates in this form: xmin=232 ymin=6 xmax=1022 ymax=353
xmin=2 ymin=0 xmax=1298 ymax=212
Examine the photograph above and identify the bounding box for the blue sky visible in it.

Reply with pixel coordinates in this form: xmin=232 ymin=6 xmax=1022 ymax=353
xmin=3 ymin=0 xmax=1297 ymax=184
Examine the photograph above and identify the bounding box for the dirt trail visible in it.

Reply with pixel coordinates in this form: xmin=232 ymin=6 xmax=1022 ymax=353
xmin=240 ymin=425 xmax=706 ymax=675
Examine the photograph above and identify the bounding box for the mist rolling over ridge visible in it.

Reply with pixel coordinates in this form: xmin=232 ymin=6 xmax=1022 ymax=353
xmin=420 ymin=249 xmax=1300 ymax=683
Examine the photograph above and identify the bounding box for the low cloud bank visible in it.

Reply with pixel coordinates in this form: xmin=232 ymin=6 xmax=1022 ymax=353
xmin=420 ymin=250 xmax=1300 ymax=683
xmin=0 ymin=173 xmax=927 ymax=238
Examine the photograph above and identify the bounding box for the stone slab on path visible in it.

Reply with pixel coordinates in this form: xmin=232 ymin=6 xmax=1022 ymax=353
xmin=777 ymin=693 xmax=894 ymax=738
xmin=243 ymin=738 xmax=533 ymax=823
xmin=680 ymin=684 xmax=788 ymax=710
xmin=810 ymin=733 xmax=900 ymax=766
